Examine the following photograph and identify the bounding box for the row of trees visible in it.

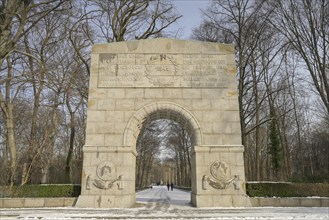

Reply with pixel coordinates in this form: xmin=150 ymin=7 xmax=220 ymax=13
xmin=0 ymin=0 xmax=182 ymax=189
xmin=1 ymin=0 xmax=327 ymax=190
xmin=136 ymin=119 xmax=192 ymax=188
xmin=0 ymin=0 xmax=89 ymax=187
xmin=192 ymin=0 xmax=328 ymax=181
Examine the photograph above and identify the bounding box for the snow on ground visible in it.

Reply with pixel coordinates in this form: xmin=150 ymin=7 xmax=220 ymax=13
xmin=0 ymin=186 xmax=328 ymax=219
xmin=136 ymin=185 xmax=190 ymax=206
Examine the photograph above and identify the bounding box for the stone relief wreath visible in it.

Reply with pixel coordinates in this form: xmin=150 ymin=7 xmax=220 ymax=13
xmin=203 ymin=161 xmax=240 ymax=190
xmin=86 ymin=161 xmax=123 ymax=190
xmin=145 ymin=54 xmax=180 ymax=87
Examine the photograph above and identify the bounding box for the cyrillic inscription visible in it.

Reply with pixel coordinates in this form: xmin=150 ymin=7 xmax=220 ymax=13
xmin=98 ymin=53 xmax=229 ymax=88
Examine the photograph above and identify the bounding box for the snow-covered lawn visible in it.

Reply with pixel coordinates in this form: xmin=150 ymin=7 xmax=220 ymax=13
xmin=0 ymin=186 xmax=328 ymax=219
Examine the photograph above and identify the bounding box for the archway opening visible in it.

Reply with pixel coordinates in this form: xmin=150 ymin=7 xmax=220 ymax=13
xmin=135 ymin=118 xmax=195 ymax=189
xmin=134 ymin=109 xmax=197 ymax=205
xmin=123 ymin=102 xmax=202 ymax=206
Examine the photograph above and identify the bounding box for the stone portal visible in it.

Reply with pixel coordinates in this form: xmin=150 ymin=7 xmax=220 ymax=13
xmin=76 ymin=38 xmax=251 ymax=208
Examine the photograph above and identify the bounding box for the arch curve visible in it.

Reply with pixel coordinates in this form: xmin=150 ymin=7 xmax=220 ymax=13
xmin=123 ymin=102 xmax=203 ymax=149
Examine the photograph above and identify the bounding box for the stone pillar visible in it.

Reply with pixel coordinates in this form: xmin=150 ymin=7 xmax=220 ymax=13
xmin=76 ymin=146 xmax=136 ymax=208
xmin=191 ymin=145 xmax=251 ymax=207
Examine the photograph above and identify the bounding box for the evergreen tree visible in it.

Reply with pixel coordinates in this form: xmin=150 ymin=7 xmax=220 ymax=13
xmin=268 ymin=115 xmax=282 ymax=179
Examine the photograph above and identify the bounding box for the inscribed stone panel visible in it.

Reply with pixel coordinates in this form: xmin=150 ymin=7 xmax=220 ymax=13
xmin=97 ymin=53 xmax=229 ymax=88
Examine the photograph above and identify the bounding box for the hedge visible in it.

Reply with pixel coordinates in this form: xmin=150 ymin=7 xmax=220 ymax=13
xmin=1 ymin=183 xmax=328 ymax=198
xmin=147 ymin=183 xmax=329 ymax=197
xmin=246 ymin=182 xmax=329 ymax=197
xmin=0 ymin=184 xmax=81 ymax=198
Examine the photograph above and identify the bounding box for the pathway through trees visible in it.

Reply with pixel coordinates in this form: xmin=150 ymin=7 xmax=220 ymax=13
xmin=136 ymin=185 xmax=191 ymax=209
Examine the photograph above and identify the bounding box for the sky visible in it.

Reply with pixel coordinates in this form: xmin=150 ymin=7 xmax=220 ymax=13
xmin=170 ymin=0 xmax=211 ymax=39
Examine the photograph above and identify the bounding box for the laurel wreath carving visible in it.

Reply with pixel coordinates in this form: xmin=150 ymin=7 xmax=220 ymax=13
xmin=93 ymin=178 xmax=119 ymax=190
xmin=207 ymin=176 xmax=236 ymax=189
xmin=145 ymin=54 xmax=179 ymax=87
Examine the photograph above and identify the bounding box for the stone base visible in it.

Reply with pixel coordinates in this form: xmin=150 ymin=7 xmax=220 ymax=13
xmin=191 ymin=193 xmax=251 ymax=207
xmin=75 ymin=194 xmax=135 ymax=208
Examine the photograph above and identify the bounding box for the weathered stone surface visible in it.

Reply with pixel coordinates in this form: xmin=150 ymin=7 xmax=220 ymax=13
xmin=64 ymin=198 xmax=77 ymax=206
xmin=259 ymin=198 xmax=281 ymax=207
xmin=191 ymin=144 xmax=250 ymax=207
xmin=249 ymin=198 xmax=260 ymax=207
xmin=44 ymin=198 xmax=64 ymax=207
xmin=2 ymin=199 xmax=24 ymax=208
xmin=75 ymin=195 xmax=96 ymax=207
xmin=300 ymin=198 xmax=322 ymax=207
xmin=250 ymin=197 xmax=328 ymax=207
xmin=77 ymin=38 xmax=249 ymax=208
xmin=24 ymin=198 xmax=45 ymax=207
xmin=279 ymin=198 xmax=301 ymax=207
xmin=213 ymin=195 xmax=233 ymax=207
xmin=84 ymin=134 xmax=104 ymax=146
xmin=320 ymin=198 xmax=329 ymax=207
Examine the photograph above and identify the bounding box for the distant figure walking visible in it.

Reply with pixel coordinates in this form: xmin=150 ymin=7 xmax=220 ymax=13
xmin=170 ymin=183 xmax=174 ymax=191
xmin=167 ymin=183 xmax=170 ymax=191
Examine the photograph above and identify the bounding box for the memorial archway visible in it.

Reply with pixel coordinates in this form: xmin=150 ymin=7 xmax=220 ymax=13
xmin=76 ymin=38 xmax=251 ymax=208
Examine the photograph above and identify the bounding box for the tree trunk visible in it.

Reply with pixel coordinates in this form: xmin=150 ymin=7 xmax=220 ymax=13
xmin=21 ymin=35 xmax=46 ymax=185
xmin=252 ymin=64 xmax=261 ymax=181
xmin=41 ymin=94 xmax=59 ymax=184
xmin=0 ymin=57 xmax=17 ymax=190
xmin=40 ymin=163 xmax=49 ymax=184
xmin=65 ymin=111 xmax=75 ymax=183
xmin=279 ymin=118 xmax=291 ymax=180
xmin=7 ymin=103 xmax=17 ymax=189
xmin=289 ymin=79 xmax=305 ymax=176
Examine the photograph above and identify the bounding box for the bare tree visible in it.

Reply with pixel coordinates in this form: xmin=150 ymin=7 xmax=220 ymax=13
xmin=0 ymin=0 xmax=71 ymax=187
xmin=192 ymin=21 xmax=233 ymax=43
xmin=0 ymin=0 xmax=70 ymax=66
xmin=90 ymin=0 xmax=182 ymax=42
xmin=135 ymin=120 xmax=162 ymax=188
xmin=0 ymin=57 xmax=18 ymax=189
xmin=166 ymin=121 xmax=192 ymax=187
xmin=270 ymin=0 xmax=329 ymax=115
xmin=197 ymin=0 xmax=273 ymax=148
xmin=19 ymin=10 xmax=69 ymax=185
xmin=193 ymin=0 xmax=283 ymax=180
xmin=64 ymin=66 xmax=86 ymax=183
